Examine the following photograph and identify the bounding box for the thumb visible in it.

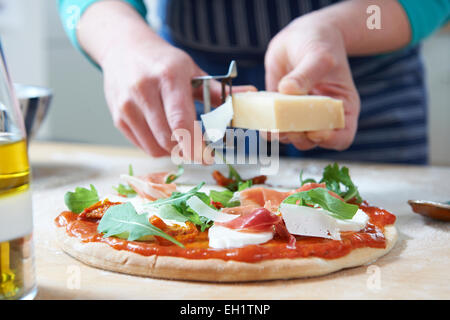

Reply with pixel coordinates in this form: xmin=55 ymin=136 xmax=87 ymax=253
xmin=278 ymin=50 xmax=336 ymax=95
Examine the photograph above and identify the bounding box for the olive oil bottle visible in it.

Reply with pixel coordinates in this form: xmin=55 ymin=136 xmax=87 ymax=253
xmin=0 ymin=40 xmax=36 ymax=299
xmin=0 ymin=137 xmax=35 ymax=300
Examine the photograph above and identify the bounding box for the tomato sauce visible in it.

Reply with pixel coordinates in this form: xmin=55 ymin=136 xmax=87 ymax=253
xmin=55 ymin=202 xmax=396 ymax=263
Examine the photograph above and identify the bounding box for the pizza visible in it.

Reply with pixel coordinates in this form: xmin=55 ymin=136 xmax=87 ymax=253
xmin=55 ymin=163 xmax=397 ymax=282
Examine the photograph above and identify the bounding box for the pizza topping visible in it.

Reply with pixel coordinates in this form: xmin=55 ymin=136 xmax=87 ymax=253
xmin=146 ymin=183 xmax=213 ymax=231
xmin=279 ymin=203 xmax=369 ymax=240
xmin=56 ymin=162 xmax=397 ymax=262
xmin=221 ymin=204 xmax=260 ymax=215
xmin=164 ymin=165 xmax=184 ymax=184
xmin=186 ymin=196 xmax=236 ymax=223
xmin=216 ymin=208 xmax=281 ymax=233
xmin=120 ymin=172 xmax=177 ymax=201
xmin=239 ymin=187 xmax=292 ymax=208
xmin=279 ymin=188 xmax=369 ymax=240
xmin=208 ymin=224 xmax=273 ymax=249
xmin=113 ymin=165 xmax=183 ymax=198
xmin=97 ymin=202 xmax=184 ymax=247
xmin=78 ymin=199 xmax=122 ymax=220
xmin=208 ymin=208 xmax=297 ymax=249
xmin=300 ymin=163 xmax=362 ymax=204
xmin=278 ymin=187 xmax=367 ymax=240
xmin=211 ymin=170 xmax=234 ymax=187
xmin=56 ymin=202 xmax=393 ymax=262
xmin=273 ymin=219 xmax=297 ymax=249
xmin=148 ymin=215 xmax=199 ymax=244
xmin=113 ymin=165 xmax=138 ymax=198
xmin=64 ymin=184 xmax=100 ymax=214
xmin=212 ymin=163 xmax=267 ymax=192
xmin=209 ymin=189 xmax=240 ymax=208
xmin=283 ymin=188 xmax=359 ymax=219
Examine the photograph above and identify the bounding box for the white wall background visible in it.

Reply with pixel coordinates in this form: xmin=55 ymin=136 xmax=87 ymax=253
xmin=1 ymin=0 xmax=449 ymax=165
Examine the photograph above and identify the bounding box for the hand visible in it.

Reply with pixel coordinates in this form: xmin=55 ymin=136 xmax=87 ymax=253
xmin=78 ymin=0 xmax=257 ymax=163
xmin=264 ymin=14 xmax=360 ymax=151
xmin=101 ymin=38 xmax=253 ymax=162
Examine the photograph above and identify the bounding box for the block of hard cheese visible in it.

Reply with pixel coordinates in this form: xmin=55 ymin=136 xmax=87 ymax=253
xmin=231 ymin=91 xmax=345 ymax=132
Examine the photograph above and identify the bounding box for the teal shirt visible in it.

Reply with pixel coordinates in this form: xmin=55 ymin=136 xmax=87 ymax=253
xmin=58 ymin=0 xmax=450 ymax=56
xmin=398 ymin=0 xmax=450 ymax=45
xmin=58 ymin=0 xmax=147 ymax=65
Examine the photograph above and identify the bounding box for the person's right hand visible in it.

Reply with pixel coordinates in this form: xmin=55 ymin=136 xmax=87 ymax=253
xmin=101 ymin=38 xmax=253 ymax=163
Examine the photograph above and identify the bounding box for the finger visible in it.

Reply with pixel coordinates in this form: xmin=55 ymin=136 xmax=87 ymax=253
xmin=160 ymin=72 xmax=204 ymax=163
xmin=264 ymin=43 xmax=286 ymax=91
xmin=116 ymin=118 xmax=142 ymax=150
xmin=122 ymin=102 xmax=169 ymax=157
xmin=259 ymin=131 xmax=273 ymax=142
xmin=310 ymin=120 xmax=357 ymax=151
xmin=286 ymin=132 xmax=317 ymax=151
xmin=309 ymin=89 xmax=360 ymax=150
xmin=305 ymin=130 xmax=333 ymax=145
xmin=261 ymin=132 xmax=288 ymax=143
xmin=132 ymin=87 xmax=177 ymax=153
xmin=279 ymin=133 xmax=290 ymax=144
xmin=278 ymin=50 xmax=336 ymax=95
xmin=306 ymin=100 xmax=358 ymax=151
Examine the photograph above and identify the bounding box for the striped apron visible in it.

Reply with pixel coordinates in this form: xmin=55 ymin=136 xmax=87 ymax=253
xmin=156 ymin=0 xmax=428 ymax=164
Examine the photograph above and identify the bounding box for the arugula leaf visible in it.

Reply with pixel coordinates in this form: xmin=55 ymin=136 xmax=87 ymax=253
xmin=128 ymin=164 xmax=134 ymax=176
xmin=237 ymin=180 xmax=253 ymax=191
xmin=222 ymin=163 xmax=247 ymax=191
xmin=299 ymin=170 xmax=317 ymax=186
xmin=113 ymin=183 xmax=137 ymax=198
xmin=183 ymin=207 xmax=213 ymax=232
xmin=209 ymin=189 xmax=240 ymax=208
xmin=147 ymin=182 xmax=206 ymax=208
xmin=146 ymin=183 xmax=213 ymax=231
xmin=157 ymin=204 xmax=189 ymax=223
xmin=97 ymin=202 xmax=184 ymax=247
xmin=282 ymin=187 xmax=359 ymax=220
xmin=320 ymin=163 xmax=362 ymax=203
xmin=165 ymin=165 xmax=184 ymax=184
xmin=298 ymin=163 xmax=362 ymax=204
xmin=64 ymin=184 xmax=100 ymax=214
xmin=227 ymin=163 xmax=243 ymax=182
xmin=159 ymin=203 xmax=213 ymax=232
xmin=113 ymin=165 xmax=137 ymax=198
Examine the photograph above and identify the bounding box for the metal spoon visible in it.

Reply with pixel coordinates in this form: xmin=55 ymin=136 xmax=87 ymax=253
xmin=408 ymin=200 xmax=450 ymax=221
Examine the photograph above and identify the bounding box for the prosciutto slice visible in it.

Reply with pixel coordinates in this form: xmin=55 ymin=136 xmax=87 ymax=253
xmin=217 ymin=207 xmax=297 ymax=248
xmin=239 ymin=187 xmax=292 ymax=208
xmin=295 ymin=183 xmax=344 ymax=201
xmin=121 ymin=172 xmax=176 ymax=200
xmin=216 ymin=208 xmax=281 ymax=233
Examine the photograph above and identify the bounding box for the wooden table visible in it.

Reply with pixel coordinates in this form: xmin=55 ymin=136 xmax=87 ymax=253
xmin=29 ymin=141 xmax=450 ymax=299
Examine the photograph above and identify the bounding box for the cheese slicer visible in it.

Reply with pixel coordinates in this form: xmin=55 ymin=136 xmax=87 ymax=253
xmin=191 ymin=60 xmax=237 ymax=114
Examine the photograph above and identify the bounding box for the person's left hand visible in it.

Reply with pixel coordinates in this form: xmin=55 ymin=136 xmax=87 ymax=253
xmin=264 ymin=14 xmax=360 ymax=151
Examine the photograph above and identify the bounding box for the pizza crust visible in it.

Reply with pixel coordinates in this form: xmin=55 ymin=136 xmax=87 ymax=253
xmin=55 ymin=225 xmax=397 ymax=282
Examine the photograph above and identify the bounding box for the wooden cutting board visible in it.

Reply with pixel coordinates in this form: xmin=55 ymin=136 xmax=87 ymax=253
xmin=29 ymin=142 xmax=450 ymax=299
